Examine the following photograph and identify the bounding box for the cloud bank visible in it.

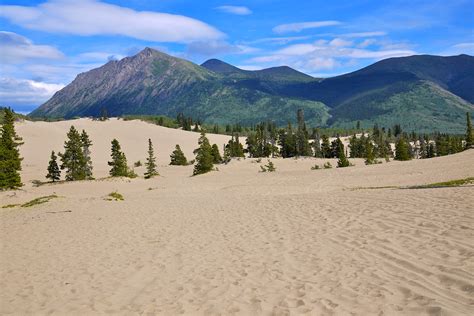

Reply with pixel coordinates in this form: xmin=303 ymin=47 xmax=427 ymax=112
xmin=0 ymin=31 xmax=64 ymax=63
xmin=273 ymin=21 xmax=341 ymax=34
xmin=0 ymin=77 xmax=64 ymax=107
xmin=0 ymin=0 xmax=224 ymax=43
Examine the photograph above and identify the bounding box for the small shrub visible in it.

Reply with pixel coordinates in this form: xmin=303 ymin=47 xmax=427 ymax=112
xmin=260 ymin=160 xmax=276 ymax=172
xmin=266 ymin=160 xmax=276 ymax=172
xmin=106 ymin=191 xmax=124 ymax=201
xmin=21 ymin=195 xmax=58 ymax=207
xmin=134 ymin=160 xmax=142 ymax=167
xmin=127 ymin=169 xmax=138 ymax=179
xmin=256 ymin=158 xmax=262 ymax=163
xmin=323 ymin=162 xmax=333 ymax=169
xmin=2 ymin=204 xmax=20 ymax=209
xmin=311 ymin=164 xmax=321 ymax=170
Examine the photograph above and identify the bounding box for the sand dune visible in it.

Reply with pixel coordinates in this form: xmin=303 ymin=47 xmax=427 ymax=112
xmin=1 ymin=119 xmax=473 ymax=315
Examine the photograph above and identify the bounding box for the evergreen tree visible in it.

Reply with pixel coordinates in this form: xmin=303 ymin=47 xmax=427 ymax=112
xmin=435 ymin=134 xmax=449 ymax=156
xmin=211 ymin=144 xmax=223 ymax=163
xmin=59 ymin=126 xmax=87 ymax=181
xmin=427 ymin=142 xmax=436 ymax=158
xmin=278 ymin=123 xmax=297 ymax=158
xmin=246 ymin=123 xmax=272 ymax=158
xmin=295 ymin=109 xmax=312 ymax=156
xmin=466 ymin=112 xmax=473 ymax=149
xmin=364 ymin=140 xmax=376 ymax=165
xmin=320 ymin=135 xmax=331 ymax=158
xmin=336 ymin=137 xmax=350 ymax=167
xmin=81 ymin=130 xmax=93 ymax=179
xmin=46 ymin=151 xmax=61 ymax=182
xmin=225 ymin=134 xmax=245 ymax=158
xmin=170 ymin=144 xmax=188 ymax=165
xmin=193 ymin=132 xmax=214 ymax=175
xmin=108 ymin=139 xmax=129 ymax=177
xmin=394 ymin=137 xmax=411 ymax=161
xmin=144 ymin=138 xmax=158 ymax=179
xmin=0 ymin=108 xmax=23 ymax=189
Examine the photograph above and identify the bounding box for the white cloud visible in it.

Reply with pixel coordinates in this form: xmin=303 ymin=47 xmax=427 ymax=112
xmin=306 ymin=57 xmax=339 ymax=70
xmin=216 ymin=5 xmax=252 ymax=15
xmin=358 ymin=39 xmax=377 ymax=48
xmin=77 ymin=52 xmax=126 ymax=62
xmin=0 ymin=31 xmax=64 ymax=63
xmin=277 ymin=44 xmax=316 ymax=56
xmin=329 ymin=38 xmax=352 ymax=47
xmin=0 ymin=0 xmax=224 ymax=43
xmin=452 ymin=43 xmax=474 ymax=49
xmin=0 ymin=77 xmax=64 ymax=106
xmin=247 ymin=36 xmax=312 ymax=45
xmin=186 ymin=41 xmax=259 ymax=57
xmin=341 ymin=31 xmax=387 ymax=38
xmin=273 ymin=21 xmax=341 ymax=34
xmin=245 ymin=37 xmax=416 ymax=73
xmin=439 ymin=42 xmax=474 ymax=56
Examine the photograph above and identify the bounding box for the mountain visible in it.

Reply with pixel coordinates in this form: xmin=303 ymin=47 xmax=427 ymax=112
xmin=30 ymin=48 xmax=329 ymax=126
xmin=30 ymin=48 xmax=473 ymax=133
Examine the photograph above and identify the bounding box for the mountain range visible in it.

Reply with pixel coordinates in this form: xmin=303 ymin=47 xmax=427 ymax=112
xmin=30 ymin=48 xmax=474 ymax=133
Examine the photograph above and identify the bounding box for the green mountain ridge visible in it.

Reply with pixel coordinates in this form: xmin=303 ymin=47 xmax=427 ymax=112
xmin=29 ymin=48 xmax=473 ymax=133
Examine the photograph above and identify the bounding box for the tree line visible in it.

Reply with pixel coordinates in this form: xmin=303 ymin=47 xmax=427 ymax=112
xmin=1 ymin=107 xmax=473 ymax=189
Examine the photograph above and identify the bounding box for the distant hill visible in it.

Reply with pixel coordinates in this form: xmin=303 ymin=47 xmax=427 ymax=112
xmin=29 ymin=48 xmax=473 ymax=133
xmin=0 ymin=107 xmax=29 ymax=123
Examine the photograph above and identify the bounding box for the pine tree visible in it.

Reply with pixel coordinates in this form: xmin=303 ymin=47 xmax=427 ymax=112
xmin=295 ymin=109 xmax=312 ymax=156
xmin=144 ymin=138 xmax=158 ymax=179
xmin=225 ymin=134 xmax=245 ymax=158
xmin=46 ymin=151 xmax=61 ymax=182
xmin=364 ymin=140 xmax=376 ymax=165
xmin=170 ymin=144 xmax=188 ymax=165
xmin=0 ymin=108 xmax=23 ymax=189
xmin=211 ymin=144 xmax=222 ymax=163
xmin=427 ymin=142 xmax=436 ymax=158
xmin=394 ymin=137 xmax=411 ymax=161
xmin=81 ymin=130 xmax=93 ymax=179
xmin=193 ymin=132 xmax=214 ymax=175
xmin=108 ymin=139 xmax=129 ymax=177
xmin=59 ymin=126 xmax=86 ymax=181
xmin=466 ymin=112 xmax=473 ymax=149
xmin=336 ymin=137 xmax=350 ymax=167
xmin=320 ymin=135 xmax=331 ymax=158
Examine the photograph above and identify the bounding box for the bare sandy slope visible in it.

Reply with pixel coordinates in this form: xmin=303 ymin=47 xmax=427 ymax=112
xmin=1 ymin=119 xmax=473 ymax=315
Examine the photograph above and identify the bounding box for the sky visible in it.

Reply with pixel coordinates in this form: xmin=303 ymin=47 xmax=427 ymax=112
xmin=1 ymin=0 xmax=473 ymax=113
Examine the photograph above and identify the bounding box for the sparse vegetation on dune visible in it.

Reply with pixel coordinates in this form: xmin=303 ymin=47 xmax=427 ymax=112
xmin=405 ymin=177 xmax=474 ymax=189
xmin=351 ymin=177 xmax=474 ymax=191
xmin=106 ymin=191 xmax=124 ymax=201
xmin=21 ymin=195 xmax=59 ymax=208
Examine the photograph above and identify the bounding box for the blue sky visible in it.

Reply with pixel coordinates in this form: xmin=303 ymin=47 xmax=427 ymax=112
xmin=1 ymin=0 xmax=473 ymax=113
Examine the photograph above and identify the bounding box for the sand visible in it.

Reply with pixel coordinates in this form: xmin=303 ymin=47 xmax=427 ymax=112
xmin=1 ymin=118 xmax=473 ymax=315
